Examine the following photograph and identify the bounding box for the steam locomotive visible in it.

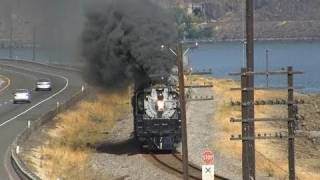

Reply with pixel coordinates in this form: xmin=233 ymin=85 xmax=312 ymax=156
xmin=132 ymin=76 xmax=181 ymax=151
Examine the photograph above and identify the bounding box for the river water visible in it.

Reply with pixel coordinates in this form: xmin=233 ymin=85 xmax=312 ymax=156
xmin=190 ymin=41 xmax=320 ymax=94
xmin=0 ymin=41 xmax=319 ymax=93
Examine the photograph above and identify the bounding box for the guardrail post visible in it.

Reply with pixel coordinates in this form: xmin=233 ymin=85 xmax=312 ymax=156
xmin=16 ymin=146 xmax=20 ymax=154
xmin=27 ymin=120 xmax=31 ymax=129
xmin=56 ymin=101 xmax=60 ymax=113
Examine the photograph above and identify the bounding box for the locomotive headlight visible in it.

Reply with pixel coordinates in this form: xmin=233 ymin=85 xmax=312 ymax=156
xmin=157 ymin=100 xmax=165 ymax=112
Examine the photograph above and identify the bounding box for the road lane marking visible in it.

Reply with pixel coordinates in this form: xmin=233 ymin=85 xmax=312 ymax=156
xmin=0 ymin=63 xmax=71 ymax=180
xmin=0 ymin=62 xmax=75 ymax=180
xmin=0 ymin=78 xmax=68 ymax=127
xmin=0 ymin=66 xmax=69 ymax=128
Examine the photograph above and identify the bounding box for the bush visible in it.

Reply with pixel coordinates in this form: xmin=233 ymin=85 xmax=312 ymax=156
xmin=175 ymin=7 xmax=213 ymax=39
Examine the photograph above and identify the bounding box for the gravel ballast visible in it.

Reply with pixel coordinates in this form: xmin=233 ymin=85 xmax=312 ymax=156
xmin=91 ymin=87 xmax=218 ymax=179
xmin=90 ymin=114 xmax=180 ymax=180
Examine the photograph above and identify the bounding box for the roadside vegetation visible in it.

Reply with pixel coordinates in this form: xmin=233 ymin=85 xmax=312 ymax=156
xmin=27 ymin=89 xmax=130 ymax=179
xmin=175 ymin=7 xmax=213 ymax=39
xmin=23 ymin=75 xmax=320 ymax=179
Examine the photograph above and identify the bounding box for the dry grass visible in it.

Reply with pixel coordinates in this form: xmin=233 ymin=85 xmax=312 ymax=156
xmin=25 ymin=76 xmax=320 ymax=179
xmin=191 ymin=76 xmax=320 ymax=179
xmin=30 ymin=89 xmax=130 ymax=180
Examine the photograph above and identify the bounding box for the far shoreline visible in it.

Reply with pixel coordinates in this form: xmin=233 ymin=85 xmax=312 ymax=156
xmin=184 ymin=37 xmax=320 ymax=44
xmin=204 ymin=76 xmax=320 ymax=96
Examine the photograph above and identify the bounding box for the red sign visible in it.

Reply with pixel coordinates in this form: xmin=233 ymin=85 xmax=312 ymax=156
xmin=202 ymin=150 xmax=214 ymax=165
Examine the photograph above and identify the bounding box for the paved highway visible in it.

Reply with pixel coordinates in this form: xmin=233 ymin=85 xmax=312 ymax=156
xmin=0 ymin=60 xmax=84 ymax=179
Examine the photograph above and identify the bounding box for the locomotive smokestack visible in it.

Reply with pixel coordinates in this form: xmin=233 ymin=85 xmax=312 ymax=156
xmin=81 ymin=0 xmax=178 ymax=89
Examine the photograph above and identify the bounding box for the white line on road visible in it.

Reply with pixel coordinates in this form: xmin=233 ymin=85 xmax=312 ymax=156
xmin=0 ymin=65 xmax=69 ymax=128
xmin=0 ymin=63 xmax=72 ymax=180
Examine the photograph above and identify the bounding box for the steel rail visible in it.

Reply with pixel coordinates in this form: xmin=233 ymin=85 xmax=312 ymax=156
xmin=147 ymin=152 xmax=229 ymax=180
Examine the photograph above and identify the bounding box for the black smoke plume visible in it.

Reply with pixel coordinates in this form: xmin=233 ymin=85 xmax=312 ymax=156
xmin=82 ymin=0 xmax=178 ymax=88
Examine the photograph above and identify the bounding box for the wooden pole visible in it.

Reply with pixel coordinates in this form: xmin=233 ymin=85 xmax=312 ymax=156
xmin=177 ymin=42 xmax=189 ymax=180
xmin=287 ymin=66 xmax=295 ymax=180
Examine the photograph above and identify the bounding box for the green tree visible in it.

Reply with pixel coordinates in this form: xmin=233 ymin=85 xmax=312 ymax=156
xmin=174 ymin=7 xmax=213 ymax=39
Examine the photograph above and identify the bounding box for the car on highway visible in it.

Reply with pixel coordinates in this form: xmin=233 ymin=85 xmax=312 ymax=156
xmin=13 ymin=89 xmax=31 ymax=104
xmin=35 ymin=78 xmax=52 ymax=91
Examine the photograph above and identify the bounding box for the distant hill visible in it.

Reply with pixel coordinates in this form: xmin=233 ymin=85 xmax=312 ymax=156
xmin=156 ymin=0 xmax=320 ymax=40
xmin=193 ymin=0 xmax=320 ymax=40
xmin=202 ymin=0 xmax=320 ymax=21
xmin=2 ymin=0 xmax=320 ymax=42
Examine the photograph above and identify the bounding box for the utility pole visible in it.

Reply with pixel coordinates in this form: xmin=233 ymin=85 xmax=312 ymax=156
xmin=241 ymin=67 xmax=251 ymax=180
xmin=9 ymin=18 xmax=13 ymax=59
xmin=32 ymin=25 xmax=36 ymax=61
xmin=177 ymin=42 xmax=189 ymax=180
xmin=287 ymin=66 xmax=295 ymax=180
xmin=244 ymin=0 xmax=255 ymax=179
xmin=231 ymin=66 xmax=303 ymax=180
xmin=265 ymin=49 xmax=269 ymax=88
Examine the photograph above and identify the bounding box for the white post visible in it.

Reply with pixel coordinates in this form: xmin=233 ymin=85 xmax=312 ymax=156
xmin=27 ymin=120 xmax=31 ymax=128
xmin=16 ymin=146 xmax=20 ymax=154
xmin=81 ymin=85 xmax=85 ymax=92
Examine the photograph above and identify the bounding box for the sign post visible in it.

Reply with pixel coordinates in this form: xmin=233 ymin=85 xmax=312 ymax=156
xmin=202 ymin=150 xmax=214 ymax=180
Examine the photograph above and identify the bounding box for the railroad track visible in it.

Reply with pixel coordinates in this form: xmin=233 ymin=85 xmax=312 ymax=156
xmin=144 ymin=152 xmax=229 ymax=180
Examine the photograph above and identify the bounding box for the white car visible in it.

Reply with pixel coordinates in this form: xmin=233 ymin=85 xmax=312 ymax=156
xmin=13 ymin=89 xmax=31 ymax=104
xmin=35 ymin=79 xmax=52 ymax=91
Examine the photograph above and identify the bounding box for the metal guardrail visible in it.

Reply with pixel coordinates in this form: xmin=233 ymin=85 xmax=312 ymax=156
xmin=5 ymin=59 xmax=88 ymax=179
xmin=11 ymin=89 xmax=88 ymax=180
xmin=0 ymin=58 xmax=84 ymax=72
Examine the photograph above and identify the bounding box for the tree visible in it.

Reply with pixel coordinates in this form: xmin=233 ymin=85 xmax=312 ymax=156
xmin=175 ymin=7 xmax=213 ymax=39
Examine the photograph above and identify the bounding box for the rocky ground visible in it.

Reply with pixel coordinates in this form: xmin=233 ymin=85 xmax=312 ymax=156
xmin=90 ymin=87 xmax=217 ymax=180
xmin=90 ymin=114 xmax=180 ymax=180
xmin=22 ymin=84 xmax=239 ymax=180
xmin=90 ymin=86 xmax=272 ymax=180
